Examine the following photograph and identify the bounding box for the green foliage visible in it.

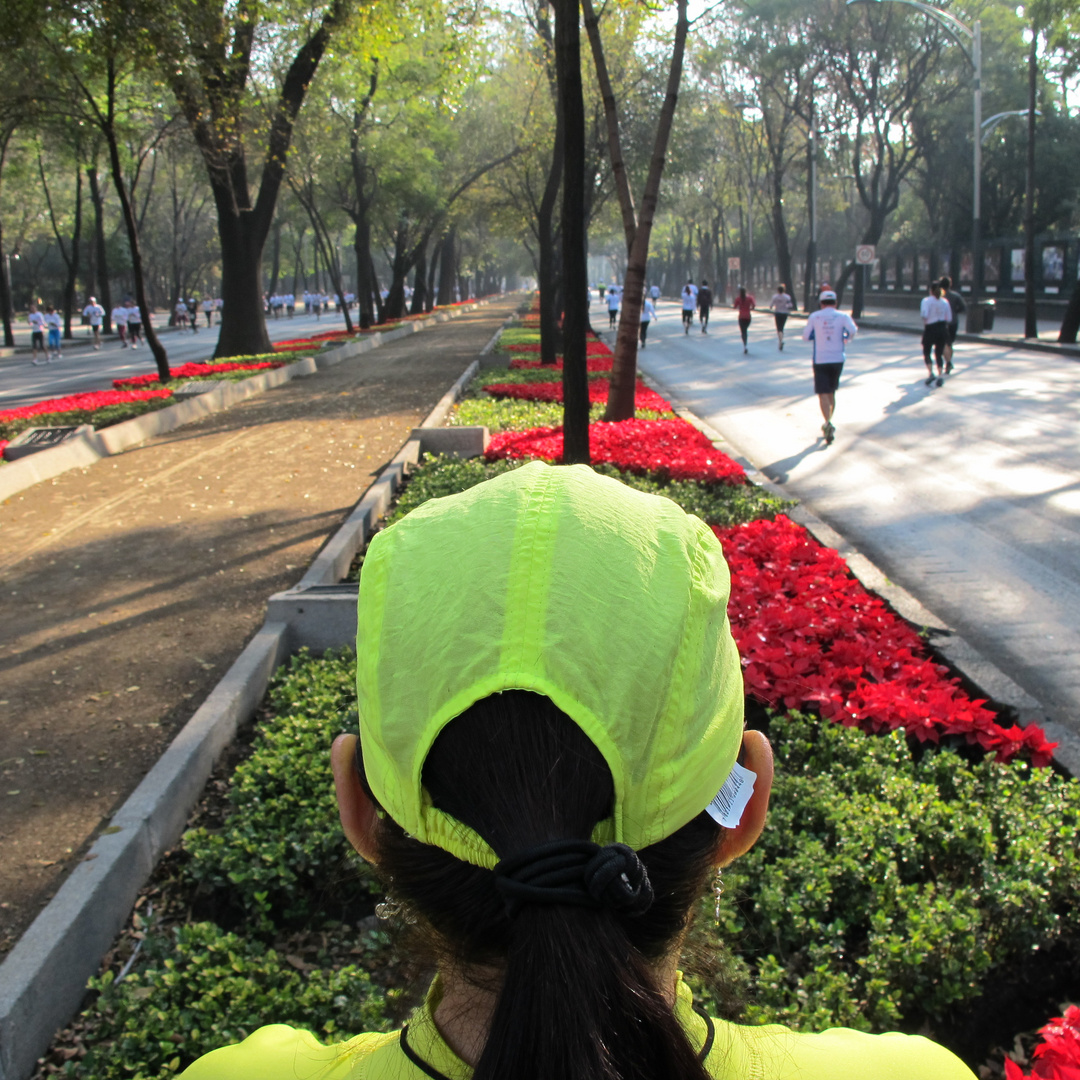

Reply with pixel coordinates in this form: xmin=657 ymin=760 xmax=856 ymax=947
xmin=0 ymin=397 xmax=175 ymax=443
xmin=451 ymin=396 xmax=622 ymax=432
xmin=464 ymin=364 xmax=608 ymax=388
xmin=693 ymin=712 xmax=1080 ymax=1034
xmin=181 ymin=649 xmax=376 ymax=925
xmin=496 ymin=327 xmax=541 ymax=349
xmin=383 ymin=452 xmax=789 ymax=530
xmin=67 ymin=922 xmax=391 ymax=1080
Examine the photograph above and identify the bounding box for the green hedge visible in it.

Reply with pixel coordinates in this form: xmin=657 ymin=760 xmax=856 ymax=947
xmin=65 ymin=922 xmax=391 ymax=1080
xmin=181 ymin=650 xmax=379 ymax=927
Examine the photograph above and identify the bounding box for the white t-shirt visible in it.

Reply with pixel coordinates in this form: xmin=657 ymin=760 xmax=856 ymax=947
xmin=681 ymin=285 xmax=698 ymax=311
xmin=44 ymin=312 xmax=62 ymax=332
xmin=641 ymin=298 xmax=656 ymax=323
xmin=920 ymin=295 xmax=952 ymax=324
xmin=202 ymin=299 xmax=213 ymax=312
xmin=111 ymin=306 xmax=127 ymax=326
xmin=802 ymin=307 xmax=858 ymax=365
xmin=127 ymin=305 xmax=142 ymax=325
xmin=27 ymin=311 xmax=45 ymax=332
xmin=770 ymin=292 xmax=794 ymax=313
xmin=83 ymin=303 xmax=104 ymax=325
xmin=649 ymin=285 xmax=660 ymax=300
xmin=607 ymin=290 xmax=619 ymax=311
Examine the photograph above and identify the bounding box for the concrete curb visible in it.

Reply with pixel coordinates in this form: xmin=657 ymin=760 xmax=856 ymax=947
xmin=0 ymin=305 xmax=494 ymax=1080
xmin=639 ymin=368 xmax=1080 ymax=780
xmin=0 ymin=302 xmax=488 ymax=505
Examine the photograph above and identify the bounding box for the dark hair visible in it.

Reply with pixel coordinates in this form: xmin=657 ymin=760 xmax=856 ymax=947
xmin=738 ymin=287 xmax=746 ymax=299
xmin=361 ymin=691 xmax=723 ymax=1080
xmin=940 ymin=275 xmax=952 ymax=290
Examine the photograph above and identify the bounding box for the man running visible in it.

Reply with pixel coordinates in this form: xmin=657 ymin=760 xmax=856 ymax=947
xmin=83 ymin=296 xmax=105 ymax=349
xmin=920 ymin=281 xmax=952 ymax=387
xmin=44 ymin=305 xmax=62 ymax=361
xmin=680 ymin=280 xmax=697 ymax=334
xmin=769 ymin=283 xmax=794 ymax=350
xmin=697 ymin=279 xmax=713 ymax=333
xmin=802 ymin=289 xmax=857 ymax=445
xmin=606 ymin=286 xmax=620 ymax=329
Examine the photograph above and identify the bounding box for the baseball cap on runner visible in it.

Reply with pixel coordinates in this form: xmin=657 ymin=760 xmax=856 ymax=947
xmin=355 ymin=459 xmax=745 ymax=871
xmin=820 ymin=290 xmax=837 ymax=302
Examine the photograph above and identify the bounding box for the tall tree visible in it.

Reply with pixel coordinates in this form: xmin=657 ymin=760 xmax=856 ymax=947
xmin=150 ymin=0 xmax=356 ymax=357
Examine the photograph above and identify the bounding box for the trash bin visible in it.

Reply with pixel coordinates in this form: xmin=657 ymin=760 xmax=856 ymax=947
xmin=982 ymin=299 xmax=996 ymax=331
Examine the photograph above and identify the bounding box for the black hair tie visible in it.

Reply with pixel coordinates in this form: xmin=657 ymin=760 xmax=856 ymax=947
xmin=494 ymin=839 xmax=654 ymax=918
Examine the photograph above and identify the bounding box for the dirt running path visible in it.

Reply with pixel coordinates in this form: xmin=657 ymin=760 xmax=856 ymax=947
xmin=0 ymin=299 xmax=516 ymax=958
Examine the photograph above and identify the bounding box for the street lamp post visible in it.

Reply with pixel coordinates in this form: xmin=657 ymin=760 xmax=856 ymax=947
xmin=846 ymin=0 xmax=984 ymax=331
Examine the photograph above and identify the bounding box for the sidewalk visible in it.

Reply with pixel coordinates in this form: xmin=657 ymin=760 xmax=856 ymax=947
xmin=0 ymin=296 xmax=518 ymax=962
xmin=847 ymin=304 xmax=1080 ymax=359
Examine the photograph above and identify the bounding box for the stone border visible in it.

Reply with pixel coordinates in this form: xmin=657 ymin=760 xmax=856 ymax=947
xmin=0 ymin=305 xmax=498 ymax=1080
xmin=0 ymin=303 xmax=486 ymax=505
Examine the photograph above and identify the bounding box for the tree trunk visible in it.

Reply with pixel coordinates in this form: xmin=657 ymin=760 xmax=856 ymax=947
xmin=354 ymin=215 xmax=373 ymax=329
xmin=604 ymin=0 xmax=689 ymax=422
xmin=554 ymin=0 xmax=589 ymax=464
xmin=1023 ymin=29 xmax=1037 ymax=339
xmin=770 ymin=170 xmax=793 ymax=304
xmin=425 ymin=237 xmax=440 ymax=312
xmin=410 ymin=242 xmax=428 ymax=314
xmin=371 ymin=257 xmax=386 ymax=323
xmin=0 ymin=221 xmax=13 ymax=348
xmin=103 ymin=65 xmax=168 ymax=379
xmin=63 ymin=169 xmax=84 ymax=339
xmin=268 ymin=218 xmax=282 ymax=297
xmin=437 ymin=227 xmax=457 ymax=306
xmin=211 ymin=185 xmax=273 ymax=358
xmin=1058 ymin=279 xmax=1080 ymax=343
xmin=537 ymin=116 xmax=565 ymax=364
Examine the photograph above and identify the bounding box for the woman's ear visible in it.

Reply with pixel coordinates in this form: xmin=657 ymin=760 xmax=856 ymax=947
xmin=331 ymin=734 xmax=381 ymax=863
xmin=714 ymin=729 xmax=773 ymax=867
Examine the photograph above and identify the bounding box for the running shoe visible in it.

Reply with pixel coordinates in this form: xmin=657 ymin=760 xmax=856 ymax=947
xmin=823 ymin=422 xmax=835 ymax=444
xmin=936 ymin=377 xmax=943 ymax=387
xmin=946 ymin=361 xmax=954 ymax=374
xmin=925 ymin=375 xmax=934 ymax=386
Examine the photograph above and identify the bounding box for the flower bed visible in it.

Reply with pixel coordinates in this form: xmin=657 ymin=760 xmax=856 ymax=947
xmin=486 ymin=418 xmax=749 ymax=485
xmin=0 ymin=389 xmax=176 ymax=454
xmin=481 ymin=377 xmax=671 ymax=412
xmin=717 ymin=515 xmax=1055 ymax=764
xmin=508 ymin=356 xmax=615 ymax=371
xmin=1006 ymin=1007 xmax=1080 ymax=1079
xmin=113 ymin=361 xmax=285 ymax=389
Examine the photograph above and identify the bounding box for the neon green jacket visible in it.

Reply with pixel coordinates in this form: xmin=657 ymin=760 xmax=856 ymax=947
xmin=180 ymin=974 xmax=977 ymax=1080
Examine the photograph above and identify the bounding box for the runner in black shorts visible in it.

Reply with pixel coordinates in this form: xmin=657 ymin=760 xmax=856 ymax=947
xmin=769 ymin=285 xmax=794 ymax=350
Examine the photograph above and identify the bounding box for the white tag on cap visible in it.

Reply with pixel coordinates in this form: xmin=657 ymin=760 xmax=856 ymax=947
xmin=705 ymin=761 xmax=757 ymax=829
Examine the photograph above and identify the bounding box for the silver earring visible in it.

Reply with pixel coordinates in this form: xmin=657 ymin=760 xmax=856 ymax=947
xmin=713 ymin=871 xmax=724 ymax=924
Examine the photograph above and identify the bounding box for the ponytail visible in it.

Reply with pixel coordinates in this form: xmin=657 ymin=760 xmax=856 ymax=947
xmin=363 ymin=692 xmax=722 ymax=1080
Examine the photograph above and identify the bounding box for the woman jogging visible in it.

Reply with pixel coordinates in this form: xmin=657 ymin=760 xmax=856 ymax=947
xmin=181 ymin=462 xmax=976 ymax=1080
xmin=640 ymin=294 xmax=656 ymax=347
xmin=733 ymin=286 xmax=755 ymax=353
xmin=768 ymin=284 xmax=794 ymax=351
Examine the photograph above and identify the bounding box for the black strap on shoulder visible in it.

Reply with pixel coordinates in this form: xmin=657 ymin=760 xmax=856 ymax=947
xmin=692 ymin=1003 xmax=717 ymax=1064
xmin=398 ymin=1025 xmax=455 ymax=1080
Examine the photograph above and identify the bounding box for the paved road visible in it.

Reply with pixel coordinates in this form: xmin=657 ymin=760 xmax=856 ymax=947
xmin=0 ymin=310 xmax=354 ymax=410
xmin=633 ymin=300 xmax=1080 ymax=739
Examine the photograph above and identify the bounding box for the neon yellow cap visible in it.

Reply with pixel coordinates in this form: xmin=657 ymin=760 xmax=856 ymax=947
xmin=355 ymin=460 xmax=744 ymax=870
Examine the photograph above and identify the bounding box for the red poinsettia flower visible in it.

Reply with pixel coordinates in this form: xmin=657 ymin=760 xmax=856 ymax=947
xmin=113 ymin=361 xmax=284 ymax=389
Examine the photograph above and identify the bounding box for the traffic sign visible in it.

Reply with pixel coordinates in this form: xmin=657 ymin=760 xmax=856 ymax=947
xmin=855 ymin=245 xmax=876 ymax=265
xmin=727 ymin=257 xmax=741 ymax=270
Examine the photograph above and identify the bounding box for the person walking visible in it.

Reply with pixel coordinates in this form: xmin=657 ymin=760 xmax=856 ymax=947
xmin=939 ymin=275 xmax=965 ymax=372
xmin=680 ymin=280 xmax=698 ymax=334
xmin=111 ymin=303 xmax=128 ymax=347
xmin=44 ymin=305 xmax=62 ymax=361
xmin=697 ymin=279 xmax=713 ymax=333
xmin=640 ymin=295 xmax=656 ymax=348
xmin=920 ymin=281 xmax=952 ymax=387
xmin=606 ymin=286 xmax=620 ymax=329
xmin=126 ymin=300 xmax=143 ymax=348
xmin=174 ymin=298 xmax=189 ymax=330
xmin=83 ymin=296 xmax=105 ymax=349
xmin=201 ymin=296 xmax=214 ymax=327
xmin=768 ymin=284 xmax=794 ymax=351
xmin=649 ymin=282 xmax=661 ymax=302
xmin=179 ymin=461 xmax=978 ymax=1080
xmin=27 ymin=303 xmax=47 ymax=365
xmin=733 ymin=286 xmax=755 ymax=353
xmin=802 ymin=288 xmax=857 ymax=445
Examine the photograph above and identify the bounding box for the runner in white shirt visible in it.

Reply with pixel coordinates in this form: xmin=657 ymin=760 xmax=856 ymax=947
xmin=44 ymin=306 xmax=63 ymax=361
xmin=919 ymin=281 xmax=952 ymax=387
xmin=680 ymin=281 xmax=698 ymax=334
xmin=126 ymin=301 xmax=142 ymax=347
xmin=649 ymin=283 xmax=661 ymax=301
xmin=802 ymin=290 xmax=858 ymax=445
xmin=768 ymin=284 xmax=794 ymax=351
xmin=83 ymin=297 xmax=105 ymax=349
xmin=201 ymin=297 xmax=214 ymax=327
xmin=111 ymin=305 xmax=128 ymax=346
xmin=606 ymin=286 xmax=619 ymax=329
xmin=27 ymin=304 xmax=47 ymax=364
xmin=639 ymin=296 xmax=657 ymax=348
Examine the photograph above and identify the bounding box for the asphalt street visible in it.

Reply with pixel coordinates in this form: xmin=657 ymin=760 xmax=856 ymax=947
xmin=0 ymin=310 xmax=352 ymax=410
xmin=633 ymin=299 xmax=1080 ymax=740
